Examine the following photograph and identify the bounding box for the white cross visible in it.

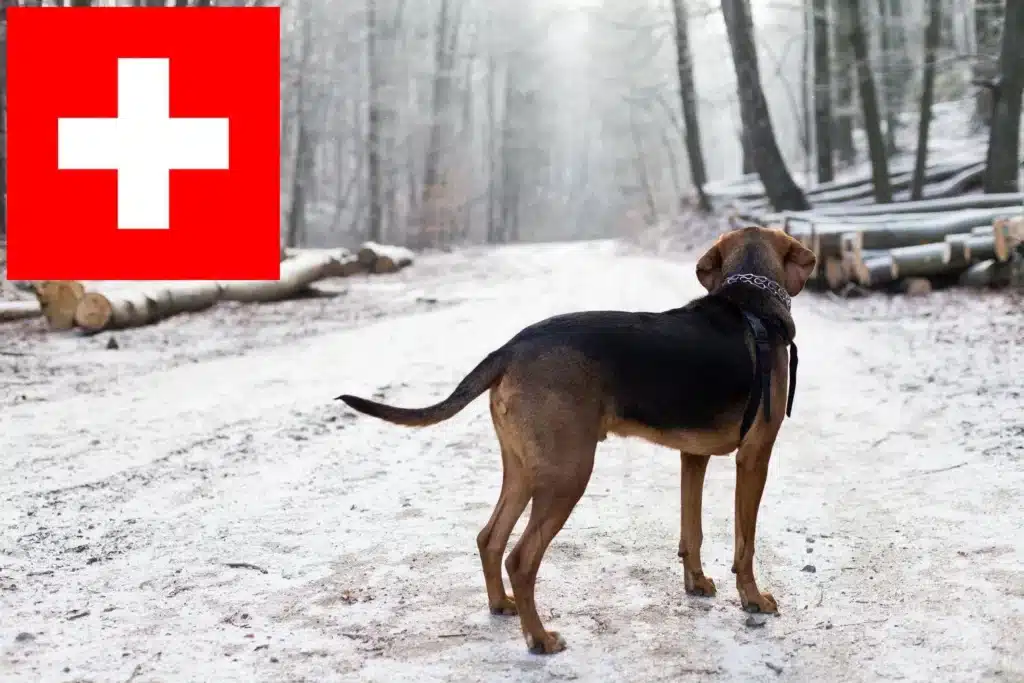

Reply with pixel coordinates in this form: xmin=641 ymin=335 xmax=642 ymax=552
xmin=57 ymin=58 xmax=230 ymax=230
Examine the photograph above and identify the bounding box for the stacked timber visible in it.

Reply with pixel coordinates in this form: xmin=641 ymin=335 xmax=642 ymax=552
xmin=705 ymin=153 xmax=1024 ymax=295
xmin=785 ymin=210 xmax=1024 ymax=293
xmin=2 ymin=241 xmax=416 ymax=334
xmin=705 ymin=157 xmax=991 ymax=216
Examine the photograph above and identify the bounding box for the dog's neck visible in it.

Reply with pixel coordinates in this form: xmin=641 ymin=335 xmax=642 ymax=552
xmin=714 ymin=274 xmax=796 ymax=341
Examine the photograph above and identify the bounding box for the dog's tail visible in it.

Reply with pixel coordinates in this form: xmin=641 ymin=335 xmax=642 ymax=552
xmin=336 ymin=348 xmax=510 ymax=427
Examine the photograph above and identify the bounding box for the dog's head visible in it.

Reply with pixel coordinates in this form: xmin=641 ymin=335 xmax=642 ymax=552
xmin=695 ymin=225 xmax=816 ymax=300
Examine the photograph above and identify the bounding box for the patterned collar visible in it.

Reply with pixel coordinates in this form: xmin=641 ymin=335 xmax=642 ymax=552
xmin=721 ymin=273 xmax=792 ymax=310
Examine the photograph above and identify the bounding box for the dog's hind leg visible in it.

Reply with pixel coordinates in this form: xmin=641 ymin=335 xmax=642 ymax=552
xmin=476 ymin=434 xmax=531 ymax=616
xmin=732 ymin=442 xmax=778 ymax=614
xmin=505 ymin=471 xmax=591 ymax=655
xmin=679 ymin=453 xmax=716 ymax=597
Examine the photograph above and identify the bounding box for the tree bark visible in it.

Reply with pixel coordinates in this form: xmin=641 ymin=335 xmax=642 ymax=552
xmin=670 ymin=0 xmax=711 ymax=212
xmin=832 ymin=0 xmax=857 ymax=166
xmin=720 ymin=0 xmax=810 ymax=211
xmin=0 ymin=300 xmax=41 ymax=323
xmin=812 ymin=0 xmax=834 ymax=183
xmin=983 ymin=0 xmax=1024 ymax=194
xmin=365 ymin=0 xmax=383 ymax=242
xmin=973 ymin=0 xmax=1004 ymax=127
xmin=911 ymin=0 xmax=942 ymax=200
xmin=890 ymin=242 xmax=952 ymax=278
xmin=421 ymin=0 xmax=456 ymax=244
xmin=959 ymin=259 xmax=1015 ymax=287
xmin=285 ymin=10 xmax=313 ymax=248
xmin=740 ymin=127 xmax=756 ymax=175
xmin=839 ymin=0 xmax=891 ymax=203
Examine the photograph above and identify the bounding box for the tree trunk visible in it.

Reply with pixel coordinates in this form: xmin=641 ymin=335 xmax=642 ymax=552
xmin=832 ymin=0 xmax=857 ymax=166
xmin=740 ymin=127 xmax=756 ymax=175
xmin=75 ymin=282 xmax=222 ymax=334
xmin=886 ymin=0 xmax=910 ymax=146
xmin=983 ymin=0 xmax=1024 ymax=194
xmin=890 ymin=242 xmax=952 ymax=277
xmin=876 ymin=0 xmax=906 ymax=156
xmin=839 ymin=0 xmax=892 ymax=203
xmin=0 ymin=300 xmax=41 ymax=323
xmin=285 ymin=11 xmax=313 ymax=248
xmin=812 ymin=0 xmax=834 ymax=183
xmin=720 ymin=0 xmax=810 ymax=211
xmin=366 ymin=0 xmax=383 ymax=242
xmin=911 ymin=0 xmax=942 ymax=200
xmin=973 ymin=0 xmax=1004 ymax=127
xmin=670 ymin=0 xmax=711 ymax=212
xmin=421 ymin=0 xmax=455 ymax=245
xmin=485 ymin=54 xmax=499 ymax=243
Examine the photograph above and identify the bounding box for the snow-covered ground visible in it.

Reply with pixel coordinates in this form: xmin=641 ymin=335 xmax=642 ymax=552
xmin=2 ymin=240 xmax=1022 ymax=682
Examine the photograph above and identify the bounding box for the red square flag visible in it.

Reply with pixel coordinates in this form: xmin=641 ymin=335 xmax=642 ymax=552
xmin=6 ymin=7 xmax=281 ymax=281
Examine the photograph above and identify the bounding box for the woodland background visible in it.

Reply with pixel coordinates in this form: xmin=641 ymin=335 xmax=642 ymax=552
xmin=0 ymin=0 xmax=1018 ymax=253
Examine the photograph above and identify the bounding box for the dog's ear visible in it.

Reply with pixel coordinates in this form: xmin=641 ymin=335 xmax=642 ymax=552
xmin=695 ymin=242 xmax=723 ymax=292
xmin=782 ymin=236 xmax=817 ymax=296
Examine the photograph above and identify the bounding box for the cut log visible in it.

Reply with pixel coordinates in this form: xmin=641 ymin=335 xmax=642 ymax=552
xmin=944 ymin=233 xmax=972 ymax=267
xmin=898 ymin=277 xmax=933 ymax=296
xmin=959 ymin=259 xmax=1014 ymax=288
xmin=0 ymin=300 xmax=42 ymax=323
xmin=823 ymin=256 xmax=847 ymax=291
xmin=967 ymin=219 xmax=1024 ymax=262
xmin=993 ymin=217 xmax=1024 ymax=262
xmin=839 ymin=231 xmax=864 ymax=281
xmin=889 ymin=242 xmax=952 ymax=278
xmin=965 ymin=234 xmax=1000 ymax=262
xmin=802 ymin=193 xmax=1024 ymax=218
xmin=74 ymin=282 xmax=222 ymax=334
xmin=805 ymin=209 xmax=1021 ymax=257
xmin=33 ymin=280 xmax=85 ymax=330
xmin=220 ymin=251 xmax=351 ymax=303
xmin=357 ymin=241 xmax=415 ymax=274
xmin=283 ymin=247 xmax=365 ymax=276
xmin=859 ymin=253 xmax=898 ymax=287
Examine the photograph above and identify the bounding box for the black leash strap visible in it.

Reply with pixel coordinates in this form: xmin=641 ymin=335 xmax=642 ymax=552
xmin=787 ymin=342 xmax=798 ymax=418
xmin=739 ymin=312 xmax=773 ymax=440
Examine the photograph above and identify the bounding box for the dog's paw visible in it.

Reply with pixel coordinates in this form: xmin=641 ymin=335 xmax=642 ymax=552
xmin=740 ymin=589 xmax=778 ymax=614
xmin=684 ymin=572 xmax=717 ymax=597
xmin=489 ymin=595 xmax=518 ymax=616
xmin=526 ymin=630 xmax=567 ymax=655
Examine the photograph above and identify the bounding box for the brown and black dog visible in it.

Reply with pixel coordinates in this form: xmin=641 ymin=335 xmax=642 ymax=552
xmin=338 ymin=225 xmax=816 ymax=655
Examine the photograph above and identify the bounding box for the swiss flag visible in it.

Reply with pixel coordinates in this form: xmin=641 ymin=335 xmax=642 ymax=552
xmin=6 ymin=7 xmax=281 ymax=281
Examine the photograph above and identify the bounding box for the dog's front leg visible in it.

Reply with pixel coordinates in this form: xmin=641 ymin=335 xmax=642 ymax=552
xmin=732 ymin=442 xmax=778 ymax=613
xmin=679 ymin=453 xmax=716 ymax=596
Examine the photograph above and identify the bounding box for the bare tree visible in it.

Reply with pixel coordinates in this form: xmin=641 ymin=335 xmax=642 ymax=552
xmin=365 ymin=0 xmax=383 ymax=242
xmin=832 ymin=0 xmax=857 ymax=167
xmin=983 ymin=0 xmax=1024 ymax=194
xmin=669 ymin=0 xmax=711 ymax=212
xmin=285 ymin=8 xmax=313 ymax=247
xmin=811 ymin=0 xmax=834 ymax=182
xmin=972 ymin=0 xmax=1004 ymax=128
xmin=838 ymin=0 xmax=891 ymax=203
xmin=911 ymin=0 xmax=942 ymax=200
xmin=720 ymin=0 xmax=809 ymax=211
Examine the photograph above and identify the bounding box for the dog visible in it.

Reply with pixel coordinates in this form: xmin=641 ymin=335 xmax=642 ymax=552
xmin=338 ymin=225 xmax=816 ymax=655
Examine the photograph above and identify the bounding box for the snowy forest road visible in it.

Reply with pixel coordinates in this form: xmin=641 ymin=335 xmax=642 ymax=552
xmin=2 ymin=241 xmax=1022 ymax=682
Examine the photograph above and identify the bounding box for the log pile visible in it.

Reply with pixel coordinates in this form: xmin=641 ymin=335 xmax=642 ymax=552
xmin=4 ymin=241 xmax=415 ymax=334
xmin=705 ymin=155 xmax=1024 ymax=295
xmin=786 ymin=210 xmax=1024 ymax=294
